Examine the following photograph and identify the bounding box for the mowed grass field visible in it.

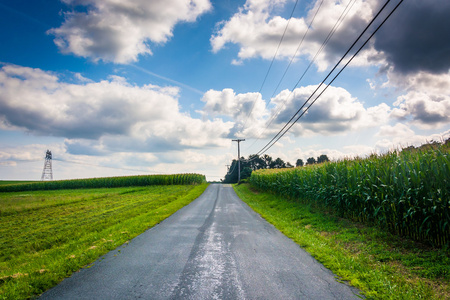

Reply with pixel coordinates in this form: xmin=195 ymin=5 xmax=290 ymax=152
xmin=0 ymin=184 xmax=208 ymax=299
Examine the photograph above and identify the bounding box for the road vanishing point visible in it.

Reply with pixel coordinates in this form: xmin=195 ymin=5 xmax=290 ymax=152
xmin=40 ymin=184 xmax=362 ymax=299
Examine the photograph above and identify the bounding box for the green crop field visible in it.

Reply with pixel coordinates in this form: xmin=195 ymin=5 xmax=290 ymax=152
xmin=0 ymin=173 xmax=206 ymax=192
xmin=0 ymin=181 xmax=37 ymax=186
xmin=250 ymin=146 xmax=450 ymax=247
xmin=0 ymin=183 xmax=208 ymax=299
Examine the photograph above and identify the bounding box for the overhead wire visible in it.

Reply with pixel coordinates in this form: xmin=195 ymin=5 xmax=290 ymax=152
xmin=241 ymin=0 xmax=300 ymax=132
xmin=255 ymin=0 xmax=394 ymax=156
xmin=256 ymin=0 xmax=404 ymax=156
xmin=246 ymin=0 xmax=356 ymax=152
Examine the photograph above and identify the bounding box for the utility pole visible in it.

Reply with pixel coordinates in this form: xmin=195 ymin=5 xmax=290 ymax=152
xmin=232 ymin=139 xmax=245 ymax=183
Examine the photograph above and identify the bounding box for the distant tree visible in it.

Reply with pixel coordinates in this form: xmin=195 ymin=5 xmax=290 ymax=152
xmin=296 ymin=159 xmax=304 ymax=167
xmin=317 ymin=154 xmax=329 ymax=163
xmin=286 ymin=162 xmax=294 ymax=168
xmin=223 ymin=159 xmax=238 ymax=183
xmin=247 ymin=154 xmax=260 ymax=170
xmin=262 ymin=154 xmax=273 ymax=169
xmin=306 ymin=157 xmax=316 ymax=165
xmin=241 ymin=167 xmax=252 ymax=180
xmin=271 ymin=157 xmax=286 ymax=169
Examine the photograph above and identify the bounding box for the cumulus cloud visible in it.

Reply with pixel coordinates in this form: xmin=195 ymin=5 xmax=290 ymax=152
xmin=374 ymin=69 xmax=450 ymax=128
xmin=49 ymin=0 xmax=212 ymax=63
xmin=201 ymin=88 xmax=266 ymax=121
xmin=0 ymin=143 xmax=65 ymax=162
xmin=0 ymin=64 xmax=232 ymax=154
xmin=200 ymin=84 xmax=391 ymax=140
xmin=201 ymin=88 xmax=268 ymax=138
xmin=212 ymin=0 xmax=450 ymax=76
xmin=376 ymin=123 xmax=415 ymax=138
xmin=211 ymin=0 xmax=382 ymax=69
xmin=270 ymin=85 xmax=390 ymax=136
xmin=392 ymin=91 xmax=450 ymax=128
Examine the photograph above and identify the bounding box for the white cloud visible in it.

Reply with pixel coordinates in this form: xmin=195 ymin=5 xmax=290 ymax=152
xmin=0 ymin=143 xmax=65 ymax=162
xmin=49 ymin=0 xmax=212 ymax=63
xmin=270 ymin=85 xmax=390 ymax=136
xmin=201 ymin=88 xmax=269 ymax=138
xmin=376 ymin=69 xmax=450 ymax=128
xmin=211 ymin=0 xmax=383 ymax=70
xmin=200 ymin=84 xmax=391 ymax=142
xmin=201 ymin=88 xmax=266 ymax=121
xmin=74 ymin=73 xmax=94 ymax=83
xmin=0 ymin=64 xmax=232 ymax=154
xmin=392 ymin=91 xmax=450 ymax=128
xmin=376 ymin=123 xmax=415 ymax=137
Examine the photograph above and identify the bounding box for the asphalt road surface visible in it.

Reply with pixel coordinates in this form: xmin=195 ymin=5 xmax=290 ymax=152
xmin=40 ymin=184 xmax=362 ymax=299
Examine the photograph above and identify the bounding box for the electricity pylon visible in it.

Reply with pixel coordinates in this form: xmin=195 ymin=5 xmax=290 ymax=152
xmin=41 ymin=150 xmax=53 ymax=181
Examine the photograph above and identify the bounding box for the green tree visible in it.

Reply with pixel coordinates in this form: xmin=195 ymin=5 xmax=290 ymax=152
xmin=306 ymin=157 xmax=316 ymax=165
xmin=223 ymin=159 xmax=238 ymax=183
xmin=262 ymin=154 xmax=273 ymax=169
xmin=317 ymin=154 xmax=329 ymax=163
xmin=296 ymin=159 xmax=304 ymax=167
xmin=271 ymin=157 xmax=286 ymax=169
xmin=241 ymin=167 xmax=252 ymax=180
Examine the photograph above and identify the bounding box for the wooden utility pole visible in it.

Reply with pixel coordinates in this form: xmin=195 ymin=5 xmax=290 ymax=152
xmin=232 ymin=139 xmax=245 ymax=182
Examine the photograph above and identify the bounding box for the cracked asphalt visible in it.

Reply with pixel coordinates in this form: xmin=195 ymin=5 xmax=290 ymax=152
xmin=39 ymin=184 xmax=362 ymax=299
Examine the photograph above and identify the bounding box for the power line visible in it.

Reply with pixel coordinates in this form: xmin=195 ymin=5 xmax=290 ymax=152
xmin=255 ymin=0 xmax=394 ymax=156
xmin=269 ymin=0 xmax=327 ymax=100
xmin=241 ymin=0 xmax=300 ymax=131
xmin=246 ymin=0 xmax=356 ymax=151
xmin=256 ymin=0 xmax=404 ymax=156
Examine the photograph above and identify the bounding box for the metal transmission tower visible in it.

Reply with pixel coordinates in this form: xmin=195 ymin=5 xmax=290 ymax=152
xmin=232 ymin=139 xmax=245 ymax=183
xmin=41 ymin=150 xmax=53 ymax=181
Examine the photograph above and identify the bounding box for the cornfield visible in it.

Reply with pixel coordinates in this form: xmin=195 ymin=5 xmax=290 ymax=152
xmin=250 ymin=147 xmax=450 ymax=247
xmin=0 ymin=174 xmax=206 ymax=192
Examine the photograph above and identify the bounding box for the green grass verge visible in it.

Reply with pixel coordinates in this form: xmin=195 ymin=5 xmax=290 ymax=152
xmin=234 ymin=183 xmax=449 ymax=300
xmin=0 ymin=184 xmax=208 ymax=299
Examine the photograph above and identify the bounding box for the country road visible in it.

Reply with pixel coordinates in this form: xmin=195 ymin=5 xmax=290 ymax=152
xmin=39 ymin=184 xmax=362 ymax=299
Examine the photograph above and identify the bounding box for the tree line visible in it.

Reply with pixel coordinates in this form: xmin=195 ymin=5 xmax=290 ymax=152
xmin=223 ymin=154 xmax=329 ymax=183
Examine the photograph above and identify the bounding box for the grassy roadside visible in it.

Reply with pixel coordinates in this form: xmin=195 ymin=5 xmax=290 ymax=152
xmin=234 ymin=183 xmax=449 ymax=300
xmin=0 ymin=184 xmax=208 ymax=299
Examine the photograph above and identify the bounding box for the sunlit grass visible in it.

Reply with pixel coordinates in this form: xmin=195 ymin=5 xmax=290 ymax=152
xmin=235 ymin=183 xmax=449 ymax=299
xmin=0 ymin=184 xmax=208 ymax=299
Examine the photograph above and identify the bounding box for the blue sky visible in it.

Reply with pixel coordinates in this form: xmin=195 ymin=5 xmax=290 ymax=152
xmin=0 ymin=0 xmax=449 ymax=181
